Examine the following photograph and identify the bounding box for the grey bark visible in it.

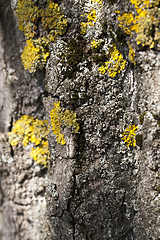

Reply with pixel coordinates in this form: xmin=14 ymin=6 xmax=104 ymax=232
xmin=0 ymin=1 xmax=47 ymax=239
xmin=0 ymin=0 xmax=160 ymax=240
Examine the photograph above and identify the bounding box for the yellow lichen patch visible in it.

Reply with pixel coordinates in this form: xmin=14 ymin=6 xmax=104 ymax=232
xmin=116 ymin=0 xmax=160 ymax=48
xmin=16 ymin=0 xmax=67 ymax=73
xmin=130 ymin=0 xmax=159 ymax=9
xmin=50 ymin=101 xmax=79 ymax=145
xmin=80 ymin=22 xmax=88 ymax=35
xmin=98 ymin=43 xmax=126 ymax=77
xmin=8 ymin=115 xmax=50 ymax=167
xmin=92 ymin=0 xmax=102 ymax=4
xmin=15 ymin=0 xmax=39 ymax=38
xmin=128 ymin=42 xmax=136 ymax=64
xmin=87 ymin=9 xmax=98 ymax=22
xmin=8 ymin=115 xmax=34 ymax=146
xmin=40 ymin=0 xmax=67 ymax=37
xmin=81 ymin=9 xmax=98 ymax=35
xmin=30 ymin=141 xmax=50 ymax=167
xmin=121 ymin=125 xmax=138 ymax=147
xmin=80 ymin=0 xmax=102 ymax=35
xmin=30 ymin=119 xmax=51 ymax=145
xmin=46 ymin=34 xmax=55 ymax=42
xmin=91 ymin=39 xmax=103 ymax=48
xmin=23 ymin=22 xmax=37 ymax=39
xmin=16 ymin=0 xmax=67 ymax=40
xmin=50 ymin=101 xmax=65 ymax=145
xmin=63 ymin=110 xmax=79 ymax=134
xmin=21 ymin=37 xmax=49 ymax=73
xmin=117 ymin=13 xmax=135 ymax=35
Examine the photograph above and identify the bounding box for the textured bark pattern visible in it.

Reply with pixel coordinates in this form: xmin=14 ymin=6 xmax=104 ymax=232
xmin=43 ymin=1 xmax=160 ymax=240
xmin=0 ymin=1 xmax=47 ymax=239
xmin=0 ymin=0 xmax=160 ymax=240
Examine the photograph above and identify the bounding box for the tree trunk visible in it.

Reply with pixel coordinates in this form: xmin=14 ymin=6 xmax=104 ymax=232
xmin=0 ymin=0 xmax=160 ymax=240
xmin=0 ymin=1 xmax=47 ymax=239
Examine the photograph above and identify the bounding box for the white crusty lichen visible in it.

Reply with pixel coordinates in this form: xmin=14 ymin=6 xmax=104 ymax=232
xmin=47 ymin=38 xmax=68 ymax=84
xmin=80 ymin=0 xmax=103 ymax=39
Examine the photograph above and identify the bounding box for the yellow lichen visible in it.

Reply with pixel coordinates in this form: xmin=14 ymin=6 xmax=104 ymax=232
xmin=128 ymin=42 xmax=136 ymax=64
xmin=16 ymin=0 xmax=67 ymax=72
xmin=8 ymin=115 xmax=50 ymax=167
xmin=50 ymin=101 xmax=79 ymax=145
xmin=92 ymin=0 xmax=102 ymax=4
xmin=30 ymin=141 xmax=50 ymax=167
xmin=40 ymin=0 xmax=67 ymax=37
xmin=80 ymin=0 xmax=102 ymax=35
xmin=116 ymin=0 xmax=160 ymax=48
xmin=98 ymin=43 xmax=126 ymax=77
xmin=16 ymin=0 xmax=67 ymax=40
xmin=121 ymin=125 xmax=138 ymax=147
xmin=87 ymin=9 xmax=98 ymax=22
xmin=15 ymin=0 xmax=39 ymax=39
xmin=91 ymin=39 xmax=103 ymax=48
xmin=8 ymin=115 xmax=34 ymax=146
xmin=130 ymin=0 xmax=159 ymax=9
xmin=117 ymin=13 xmax=135 ymax=35
xmin=81 ymin=9 xmax=97 ymax=35
xmin=80 ymin=22 xmax=88 ymax=35
xmin=21 ymin=37 xmax=50 ymax=73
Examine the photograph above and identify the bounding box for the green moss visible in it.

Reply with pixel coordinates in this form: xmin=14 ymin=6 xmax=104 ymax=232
xmin=92 ymin=51 xmax=107 ymax=64
xmin=108 ymin=0 xmax=117 ymax=3
xmin=135 ymin=134 xmax=143 ymax=149
xmin=74 ymin=121 xmax=86 ymax=164
xmin=115 ymin=27 xmax=127 ymax=44
xmin=139 ymin=112 xmax=146 ymax=125
xmin=56 ymin=35 xmax=92 ymax=108
xmin=154 ymin=130 xmax=160 ymax=139
xmin=66 ymin=38 xmax=83 ymax=78
xmin=153 ymin=115 xmax=160 ymax=127
xmin=91 ymin=38 xmax=127 ymax=77
xmin=61 ymin=36 xmax=89 ymax=80
xmin=77 ymin=34 xmax=84 ymax=41
xmin=101 ymin=21 xmax=108 ymax=33
xmin=80 ymin=92 xmax=90 ymax=105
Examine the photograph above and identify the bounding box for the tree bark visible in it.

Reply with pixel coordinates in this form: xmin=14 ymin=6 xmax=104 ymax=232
xmin=0 ymin=1 xmax=47 ymax=239
xmin=0 ymin=0 xmax=160 ymax=240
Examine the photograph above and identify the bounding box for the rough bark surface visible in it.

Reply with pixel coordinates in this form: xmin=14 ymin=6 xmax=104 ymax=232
xmin=0 ymin=0 xmax=160 ymax=240
xmin=0 ymin=1 xmax=47 ymax=239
